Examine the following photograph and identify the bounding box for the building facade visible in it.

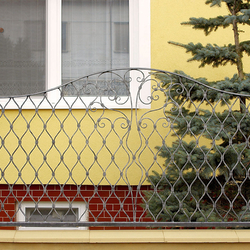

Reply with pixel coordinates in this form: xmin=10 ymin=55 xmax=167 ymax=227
xmin=0 ymin=0 xmax=248 ymax=230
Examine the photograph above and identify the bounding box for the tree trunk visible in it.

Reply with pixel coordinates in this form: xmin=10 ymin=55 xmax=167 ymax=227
xmin=231 ymin=1 xmax=245 ymax=110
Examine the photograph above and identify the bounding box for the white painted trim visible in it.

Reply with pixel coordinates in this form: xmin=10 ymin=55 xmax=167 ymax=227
xmin=47 ymin=0 xmax=61 ymax=102
xmin=129 ymin=0 xmax=151 ymax=68
xmin=129 ymin=0 xmax=151 ymax=109
xmin=138 ymin=0 xmax=151 ymax=68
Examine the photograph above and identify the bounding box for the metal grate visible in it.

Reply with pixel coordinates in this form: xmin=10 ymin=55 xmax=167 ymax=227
xmin=0 ymin=68 xmax=250 ymax=228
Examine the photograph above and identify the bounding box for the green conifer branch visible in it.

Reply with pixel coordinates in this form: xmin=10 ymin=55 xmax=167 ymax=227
xmin=206 ymin=0 xmax=250 ymax=8
xmin=205 ymin=0 xmax=223 ymax=7
xmin=182 ymin=15 xmax=250 ymax=36
xmin=168 ymin=41 xmax=238 ymax=67
xmin=182 ymin=16 xmax=230 ymax=35
xmin=239 ymin=40 xmax=250 ymax=54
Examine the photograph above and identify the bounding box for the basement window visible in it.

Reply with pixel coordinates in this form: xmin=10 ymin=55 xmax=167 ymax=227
xmin=16 ymin=201 xmax=88 ymax=230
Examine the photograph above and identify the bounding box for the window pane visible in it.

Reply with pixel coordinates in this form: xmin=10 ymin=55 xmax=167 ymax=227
xmin=26 ymin=208 xmax=78 ymax=222
xmin=0 ymin=0 xmax=46 ymax=96
xmin=62 ymin=0 xmax=129 ymax=96
xmin=114 ymin=22 xmax=129 ymax=53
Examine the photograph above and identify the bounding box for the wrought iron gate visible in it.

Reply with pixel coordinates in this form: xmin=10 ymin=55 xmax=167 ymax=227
xmin=0 ymin=68 xmax=250 ymax=228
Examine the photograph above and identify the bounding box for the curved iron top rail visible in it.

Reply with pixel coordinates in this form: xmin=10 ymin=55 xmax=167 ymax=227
xmin=0 ymin=67 xmax=249 ymax=99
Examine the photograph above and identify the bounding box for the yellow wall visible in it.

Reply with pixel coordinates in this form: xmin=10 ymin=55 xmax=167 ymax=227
xmin=0 ymin=103 xmax=167 ymax=185
xmin=1 ymin=0 xmax=249 ymax=185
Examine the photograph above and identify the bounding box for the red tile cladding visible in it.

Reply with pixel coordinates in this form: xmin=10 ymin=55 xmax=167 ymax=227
xmin=0 ymin=184 xmax=152 ymax=230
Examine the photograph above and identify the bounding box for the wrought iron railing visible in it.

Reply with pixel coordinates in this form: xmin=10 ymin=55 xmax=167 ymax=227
xmin=0 ymin=68 xmax=250 ymax=228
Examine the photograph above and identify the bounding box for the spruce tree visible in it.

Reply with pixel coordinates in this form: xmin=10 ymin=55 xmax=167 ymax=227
xmin=144 ymin=0 xmax=250 ymax=224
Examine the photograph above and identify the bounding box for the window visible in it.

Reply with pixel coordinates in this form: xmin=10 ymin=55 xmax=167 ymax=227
xmin=17 ymin=201 xmax=87 ymax=230
xmin=0 ymin=0 xmax=46 ymax=96
xmin=0 ymin=0 xmax=150 ymax=107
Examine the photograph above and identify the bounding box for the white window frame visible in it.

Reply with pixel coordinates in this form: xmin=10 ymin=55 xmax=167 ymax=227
xmin=1 ymin=0 xmax=151 ymax=109
xmin=16 ymin=201 xmax=88 ymax=230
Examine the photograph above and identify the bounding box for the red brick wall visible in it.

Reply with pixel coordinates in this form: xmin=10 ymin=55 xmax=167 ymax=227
xmin=0 ymin=184 xmax=152 ymax=230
